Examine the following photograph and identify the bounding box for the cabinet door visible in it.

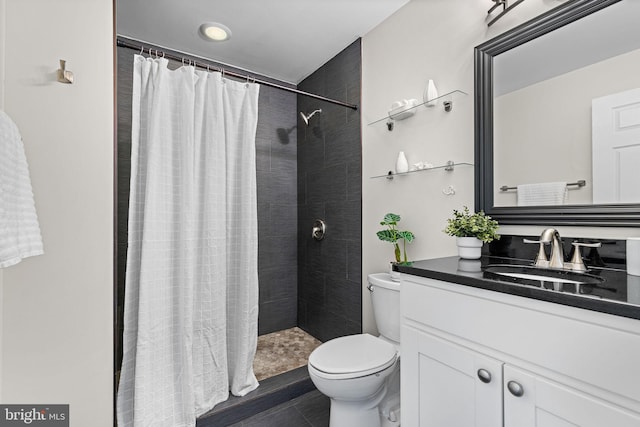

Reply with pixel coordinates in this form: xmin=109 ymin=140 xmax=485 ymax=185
xmin=504 ymin=365 xmax=640 ymax=427
xmin=402 ymin=326 xmax=503 ymax=427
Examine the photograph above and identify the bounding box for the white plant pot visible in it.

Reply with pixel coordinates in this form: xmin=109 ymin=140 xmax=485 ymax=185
xmin=456 ymin=237 xmax=483 ymax=260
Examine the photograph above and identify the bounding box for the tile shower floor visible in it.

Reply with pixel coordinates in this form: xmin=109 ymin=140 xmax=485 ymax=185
xmin=253 ymin=327 xmax=322 ymax=381
xmin=197 ymin=327 xmax=326 ymax=426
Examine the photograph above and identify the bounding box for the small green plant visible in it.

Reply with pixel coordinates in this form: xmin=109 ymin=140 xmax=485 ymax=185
xmin=444 ymin=206 xmax=500 ymax=243
xmin=376 ymin=213 xmax=415 ymax=264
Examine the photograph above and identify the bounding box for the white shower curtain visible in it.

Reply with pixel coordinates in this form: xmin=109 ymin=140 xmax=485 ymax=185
xmin=117 ymin=55 xmax=260 ymax=427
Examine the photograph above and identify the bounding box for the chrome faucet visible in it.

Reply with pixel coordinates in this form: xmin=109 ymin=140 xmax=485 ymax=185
xmin=524 ymin=228 xmax=601 ymax=272
xmin=524 ymin=228 xmax=564 ymax=269
xmin=539 ymin=228 xmax=564 ymax=269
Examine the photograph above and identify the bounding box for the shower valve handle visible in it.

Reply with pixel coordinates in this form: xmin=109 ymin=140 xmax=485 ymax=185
xmin=312 ymin=219 xmax=326 ymax=241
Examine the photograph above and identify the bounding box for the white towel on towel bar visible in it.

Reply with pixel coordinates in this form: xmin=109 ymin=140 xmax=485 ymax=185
xmin=0 ymin=110 xmax=43 ymax=267
xmin=517 ymin=181 xmax=568 ymax=206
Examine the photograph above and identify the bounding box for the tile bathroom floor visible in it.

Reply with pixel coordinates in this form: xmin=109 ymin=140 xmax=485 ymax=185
xmin=228 ymin=389 xmax=330 ymax=427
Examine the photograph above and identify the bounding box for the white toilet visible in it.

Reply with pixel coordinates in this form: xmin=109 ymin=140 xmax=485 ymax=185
xmin=308 ymin=273 xmax=401 ymax=427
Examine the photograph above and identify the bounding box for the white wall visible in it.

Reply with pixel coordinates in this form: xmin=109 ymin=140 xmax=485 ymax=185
xmin=0 ymin=0 xmax=5 ymax=403
xmin=1 ymin=0 xmax=114 ymax=425
xmin=0 ymin=0 xmax=4 ymax=108
xmin=361 ymin=0 xmax=640 ymax=333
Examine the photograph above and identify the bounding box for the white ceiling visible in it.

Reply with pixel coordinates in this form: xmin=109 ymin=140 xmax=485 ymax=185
xmin=116 ymin=0 xmax=410 ymax=84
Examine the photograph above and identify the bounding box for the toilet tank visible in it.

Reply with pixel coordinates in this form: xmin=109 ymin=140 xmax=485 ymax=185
xmin=368 ymin=273 xmax=400 ymax=344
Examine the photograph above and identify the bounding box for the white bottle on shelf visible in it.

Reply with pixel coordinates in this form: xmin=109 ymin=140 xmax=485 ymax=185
xmin=395 ymin=151 xmax=409 ymax=174
xmin=424 ymin=79 xmax=438 ymax=107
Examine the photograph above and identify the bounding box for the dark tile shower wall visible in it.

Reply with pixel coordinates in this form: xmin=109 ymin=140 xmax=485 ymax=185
xmin=297 ymin=39 xmax=363 ymax=342
xmin=115 ymin=48 xmax=133 ymax=371
xmin=256 ymin=84 xmax=299 ymax=335
xmin=116 ymin=47 xmax=298 ymax=369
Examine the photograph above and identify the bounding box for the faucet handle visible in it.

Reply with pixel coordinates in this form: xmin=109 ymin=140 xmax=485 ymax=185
xmin=569 ymin=242 xmax=602 ymax=272
xmin=523 ymin=238 xmax=549 ymax=267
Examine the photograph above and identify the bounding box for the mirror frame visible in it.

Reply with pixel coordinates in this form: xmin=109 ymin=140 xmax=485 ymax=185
xmin=474 ymin=0 xmax=640 ymax=227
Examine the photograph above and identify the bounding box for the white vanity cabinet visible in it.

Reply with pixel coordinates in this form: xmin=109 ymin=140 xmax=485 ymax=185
xmin=401 ymin=274 xmax=640 ymax=427
xmin=502 ymin=364 xmax=640 ymax=427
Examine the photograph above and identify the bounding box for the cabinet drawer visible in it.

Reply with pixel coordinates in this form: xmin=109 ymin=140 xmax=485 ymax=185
xmin=402 ymin=276 xmax=640 ymax=405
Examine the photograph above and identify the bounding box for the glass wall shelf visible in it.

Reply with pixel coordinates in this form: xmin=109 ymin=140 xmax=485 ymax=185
xmin=371 ymin=161 xmax=473 ymax=180
xmin=368 ymin=90 xmax=467 ymax=129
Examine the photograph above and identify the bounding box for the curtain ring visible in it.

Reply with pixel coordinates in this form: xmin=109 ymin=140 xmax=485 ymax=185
xmin=139 ymin=46 xmax=144 ymax=55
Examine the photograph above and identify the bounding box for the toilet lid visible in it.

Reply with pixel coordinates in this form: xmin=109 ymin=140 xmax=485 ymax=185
xmin=309 ymin=334 xmax=397 ymax=377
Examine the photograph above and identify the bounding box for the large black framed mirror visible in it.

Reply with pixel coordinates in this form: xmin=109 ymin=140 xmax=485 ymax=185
xmin=475 ymin=0 xmax=640 ymax=226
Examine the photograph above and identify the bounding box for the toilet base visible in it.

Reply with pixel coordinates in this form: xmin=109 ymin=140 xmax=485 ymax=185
xmin=381 ymin=406 xmax=401 ymax=427
xmin=328 ymin=400 xmax=401 ymax=427
xmin=329 ymin=400 xmax=381 ymax=427
xmin=327 ymin=375 xmax=401 ymax=427
xmin=379 ymin=361 xmax=401 ymax=426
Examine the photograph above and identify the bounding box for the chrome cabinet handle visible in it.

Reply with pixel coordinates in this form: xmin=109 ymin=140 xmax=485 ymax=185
xmin=477 ymin=369 xmax=492 ymax=384
xmin=507 ymin=380 xmax=524 ymax=397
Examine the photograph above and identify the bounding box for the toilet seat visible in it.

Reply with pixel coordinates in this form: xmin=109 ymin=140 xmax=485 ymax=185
xmin=309 ymin=334 xmax=398 ymax=380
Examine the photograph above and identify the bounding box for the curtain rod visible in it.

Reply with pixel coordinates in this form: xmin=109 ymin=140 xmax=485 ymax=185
xmin=116 ymin=37 xmax=358 ymax=111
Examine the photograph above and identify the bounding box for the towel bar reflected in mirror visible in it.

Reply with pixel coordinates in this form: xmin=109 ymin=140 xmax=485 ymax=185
xmin=500 ymin=180 xmax=586 ymax=192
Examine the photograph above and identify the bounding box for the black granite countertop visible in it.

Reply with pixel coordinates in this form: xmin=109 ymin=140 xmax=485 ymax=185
xmin=396 ymin=255 xmax=640 ymax=321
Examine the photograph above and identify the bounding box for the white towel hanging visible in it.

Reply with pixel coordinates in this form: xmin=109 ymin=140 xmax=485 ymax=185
xmin=517 ymin=181 xmax=568 ymax=206
xmin=0 ymin=110 xmax=44 ymax=267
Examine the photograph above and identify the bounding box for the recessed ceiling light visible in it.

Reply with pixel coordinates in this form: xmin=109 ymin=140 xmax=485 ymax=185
xmin=199 ymin=22 xmax=232 ymax=42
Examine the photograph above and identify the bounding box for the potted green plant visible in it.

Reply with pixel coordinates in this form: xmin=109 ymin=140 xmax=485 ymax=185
xmin=444 ymin=206 xmax=499 ymax=259
xmin=377 ymin=213 xmax=415 ymax=279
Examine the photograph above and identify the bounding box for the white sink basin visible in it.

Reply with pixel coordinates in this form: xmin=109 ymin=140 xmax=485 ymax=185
xmin=493 ymin=271 xmax=584 ymax=284
xmin=483 ymin=264 xmax=605 ymax=287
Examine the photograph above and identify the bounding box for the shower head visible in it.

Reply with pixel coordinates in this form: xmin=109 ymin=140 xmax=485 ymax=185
xmin=299 ymin=109 xmax=322 ymax=126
